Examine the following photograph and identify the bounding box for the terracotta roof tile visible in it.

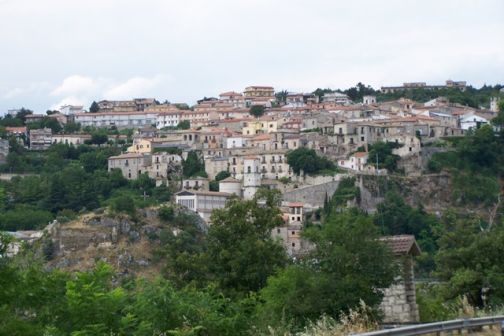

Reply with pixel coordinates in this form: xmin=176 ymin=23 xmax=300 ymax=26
xmin=380 ymin=235 xmax=421 ymax=256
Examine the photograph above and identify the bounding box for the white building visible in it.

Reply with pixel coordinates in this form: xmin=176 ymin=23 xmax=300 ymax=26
xmin=60 ymin=105 xmax=84 ymax=115
xmin=218 ymin=176 xmax=242 ymax=196
xmin=156 ymin=111 xmax=182 ymax=129
xmin=363 ymin=95 xmax=377 ymax=105
xmin=338 ymin=152 xmax=368 ymax=171
xmin=243 ymin=156 xmax=261 ymax=200
xmin=323 ymin=92 xmax=351 ymax=105
xmin=459 ymin=112 xmax=489 ymax=130
xmin=75 ymin=111 xmax=158 ymax=128
xmin=490 ymin=97 xmax=500 ymax=113
xmin=225 ymin=136 xmax=246 ymax=149
xmin=175 ymin=190 xmax=231 ymax=223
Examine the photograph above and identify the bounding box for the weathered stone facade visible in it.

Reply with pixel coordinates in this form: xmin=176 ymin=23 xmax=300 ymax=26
xmin=380 ymin=235 xmax=421 ymax=323
xmin=380 ymin=256 xmax=419 ymax=323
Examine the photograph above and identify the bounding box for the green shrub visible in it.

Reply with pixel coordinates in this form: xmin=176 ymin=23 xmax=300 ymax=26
xmin=158 ymin=206 xmax=175 ymax=221
xmin=110 ymin=195 xmax=136 ymax=215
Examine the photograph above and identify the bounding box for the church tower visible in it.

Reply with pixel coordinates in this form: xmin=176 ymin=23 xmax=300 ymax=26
xmin=243 ymin=156 xmax=261 ymax=200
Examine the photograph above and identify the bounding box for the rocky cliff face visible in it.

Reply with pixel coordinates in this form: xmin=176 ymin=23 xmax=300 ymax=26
xmin=358 ymin=173 xmax=453 ymax=214
xmin=44 ymin=207 xmax=204 ymax=276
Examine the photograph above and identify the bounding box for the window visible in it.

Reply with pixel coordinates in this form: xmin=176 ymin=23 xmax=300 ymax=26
xmin=277 ymin=228 xmax=281 ymax=234
xmin=409 ymin=147 xmax=412 ymax=152
xmin=292 ymin=242 xmax=295 ymax=247
xmin=291 ymin=231 xmax=295 ymax=235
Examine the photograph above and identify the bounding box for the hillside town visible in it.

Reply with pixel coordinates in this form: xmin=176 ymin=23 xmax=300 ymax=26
xmin=3 ymin=83 xmax=502 ymax=237
xmin=1 ymin=81 xmax=504 ymax=329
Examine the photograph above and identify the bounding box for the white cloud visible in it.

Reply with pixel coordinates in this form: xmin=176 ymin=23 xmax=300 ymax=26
xmin=2 ymin=87 xmax=24 ymax=99
xmin=51 ymin=75 xmax=98 ymax=96
xmin=104 ymin=75 xmax=167 ymax=100
xmin=50 ymin=96 xmax=86 ymax=111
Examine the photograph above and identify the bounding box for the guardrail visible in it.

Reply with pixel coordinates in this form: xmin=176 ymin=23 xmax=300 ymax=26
xmin=355 ymin=316 xmax=504 ymax=336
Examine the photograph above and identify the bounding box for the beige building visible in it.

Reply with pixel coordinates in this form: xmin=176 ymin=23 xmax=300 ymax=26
xmin=51 ymin=134 xmax=91 ymax=146
xmin=108 ymin=153 xmax=152 ymax=179
xmin=271 ymin=202 xmax=309 ymax=257
xmin=243 ymin=86 xmax=275 ymax=107
xmin=219 ymin=91 xmax=246 ymax=108
xmin=98 ymin=98 xmax=156 ymax=112
xmin=147 ymin=152 xmax=182 ymax=183
xmin=128 ymin=138 xmax=153 ymax=154
xmin=182 ymin=177 xmax=209 ymax=191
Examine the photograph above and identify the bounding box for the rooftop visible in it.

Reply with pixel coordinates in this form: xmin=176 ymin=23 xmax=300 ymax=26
xmin=380 ymin=235 xmax=421 ymax=256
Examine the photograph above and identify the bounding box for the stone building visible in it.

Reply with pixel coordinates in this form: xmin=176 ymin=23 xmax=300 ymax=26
xmin=108 ymin=153 xmax=152 ymax=180
xmin=29 ymin=128 xmax=53 ymax=150
xmin=380 ymin=235 xmax=421 ymax=323
xmin=0 ymin=139 xmax=9 ymax=164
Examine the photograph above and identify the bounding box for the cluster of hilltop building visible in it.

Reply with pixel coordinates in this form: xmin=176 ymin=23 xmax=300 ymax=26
xmin=6 ymin=82 xmax=500 ymax=323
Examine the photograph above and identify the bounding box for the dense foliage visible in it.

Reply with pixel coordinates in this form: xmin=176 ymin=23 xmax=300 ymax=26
xmin=287 ymin=147 xmax=336 ymax=175
xmin=0 ymin=143 xmax=172 ymax=231
xmin=259 ymin=208 xmax=396 ymax=330
xmin=366 ymin=141 xmax=402 ymax=172
xmin=182 ymin=150 xmax=206 ymax=178
xmin=312 ymin=83 xmax=503 ymax=107
xmin=249 ymin=105 xmax=265 ymax=118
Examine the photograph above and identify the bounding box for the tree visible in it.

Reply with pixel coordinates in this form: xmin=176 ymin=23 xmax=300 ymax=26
xmin=0 ymin=204 xmax=53 ymax=231
xmin=89 ymin=101 xmax=100 ymax=113
xmin=434 ymin=213 xmax=504 ymax=307
xmin=275 ymin=90 xmax=288 ymax=105
xmin=286 ymin=147 xmax=335 ymax=175
xmin=91 ymin=130 xmax=108 ymax=146
xmin=176 ymin=120 xmax=190 ymax=130
xmin=258 ymin=209 xmax=396 ymax=329
xmin=209 ymin=170 xmax=231 ymax=191
xmin=27 ymin=116 xmax=62 ymax=133
xmin=15 ymin=107 xmax=33 ymax=123
xmin=249 ymin=105 xmax=265 ymax=118
xmin=313 ymin=88 xmax=333 ymax=100
xmin=215 ymin=170 xmax=231 ymax=181
xmin=64 ymin=121 xmax=81 ymax=133
xmin=206 ymin=189 xmax=287 ymax=295
xmin=368 ymin=141 xmax=402 ymax=172
xmin=111 ymin=195 xmax=136 ymax=215
xmin=182 ymin=151 xmax=206 ymax=178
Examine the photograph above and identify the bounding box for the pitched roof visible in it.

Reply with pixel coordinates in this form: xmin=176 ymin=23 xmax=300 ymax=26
xmin=109 ymin=153 xmax=145 ymax=159
xmin=220 ymin=176 xmax=241 ymax=183
xmin=353 ymin=152 xmax=368 ymax=158
xmin=219 ymin=91 xmax=243 ymax=97
xmin=380 ymin=235 xmax=421 ymax=256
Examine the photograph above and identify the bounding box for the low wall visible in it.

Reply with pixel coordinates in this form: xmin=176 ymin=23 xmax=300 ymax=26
xmin=282 ymin=180 xmax=340 ymax=209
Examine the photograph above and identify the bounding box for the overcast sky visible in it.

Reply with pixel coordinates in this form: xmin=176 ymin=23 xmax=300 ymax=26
xmin=0 ymin=0 xmax=503 ymax=113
